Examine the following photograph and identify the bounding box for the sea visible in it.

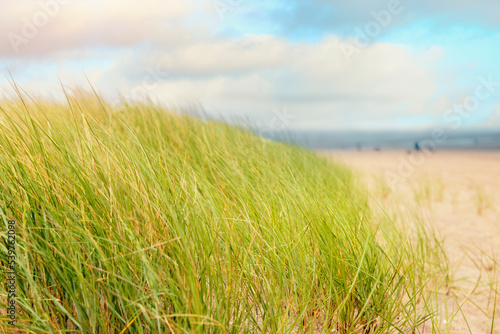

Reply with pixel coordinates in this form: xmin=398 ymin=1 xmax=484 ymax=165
xmin=258 ymin=129 xmax=500 ymax=151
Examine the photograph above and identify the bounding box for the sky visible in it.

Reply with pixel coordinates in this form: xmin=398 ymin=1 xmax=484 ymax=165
xmin=1 ymin=0 xmax=500 ymax=130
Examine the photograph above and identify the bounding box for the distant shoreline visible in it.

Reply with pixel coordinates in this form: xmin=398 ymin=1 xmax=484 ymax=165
xmin=259 ymin=129 xmax=500 ymax=151
xmin=316 ymin=148 xmax=500 ymax=153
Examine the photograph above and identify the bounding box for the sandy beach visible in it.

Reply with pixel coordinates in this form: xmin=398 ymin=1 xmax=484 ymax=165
xmin=321 ymin=150 xmax=500 ymax=333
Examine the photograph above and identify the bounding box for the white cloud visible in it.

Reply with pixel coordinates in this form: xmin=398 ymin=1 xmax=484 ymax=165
xmin=111 ymin=35 xmax=444 ymax=128
xmin=0 ymin=0 xmax=193 ymax=57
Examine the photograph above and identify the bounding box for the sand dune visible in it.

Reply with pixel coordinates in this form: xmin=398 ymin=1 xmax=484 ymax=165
xmin=321 ymin=150 xmax=500 ymax=333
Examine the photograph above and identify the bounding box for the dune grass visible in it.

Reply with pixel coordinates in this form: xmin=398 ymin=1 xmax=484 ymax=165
xmin=0 ymin=90 xmax=447 ymax=333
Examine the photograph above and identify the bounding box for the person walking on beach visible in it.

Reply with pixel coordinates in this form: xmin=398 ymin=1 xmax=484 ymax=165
xmin=414 ymin=141 xmax=420 ymax=152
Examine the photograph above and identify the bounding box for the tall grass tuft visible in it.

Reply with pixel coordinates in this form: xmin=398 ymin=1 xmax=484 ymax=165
xmin=0 ymin=90 xmax=446 ymax=333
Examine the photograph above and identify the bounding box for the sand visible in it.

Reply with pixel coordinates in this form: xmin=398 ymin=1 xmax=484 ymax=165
xmin=320 ymin=150 xmax=500 ymax=333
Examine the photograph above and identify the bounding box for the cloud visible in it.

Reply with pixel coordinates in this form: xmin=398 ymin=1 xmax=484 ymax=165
xmin=102 ymin=34 xmax=444 ymax=129
xmin=0 ymin=0 xmax=193 ymax=57
xmin=147 ymin=35 xmax=293 ymax=76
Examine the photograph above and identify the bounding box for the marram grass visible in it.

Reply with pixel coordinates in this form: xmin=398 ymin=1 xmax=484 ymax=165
xmin=0 ymin=91 xmax=447 ymax=333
